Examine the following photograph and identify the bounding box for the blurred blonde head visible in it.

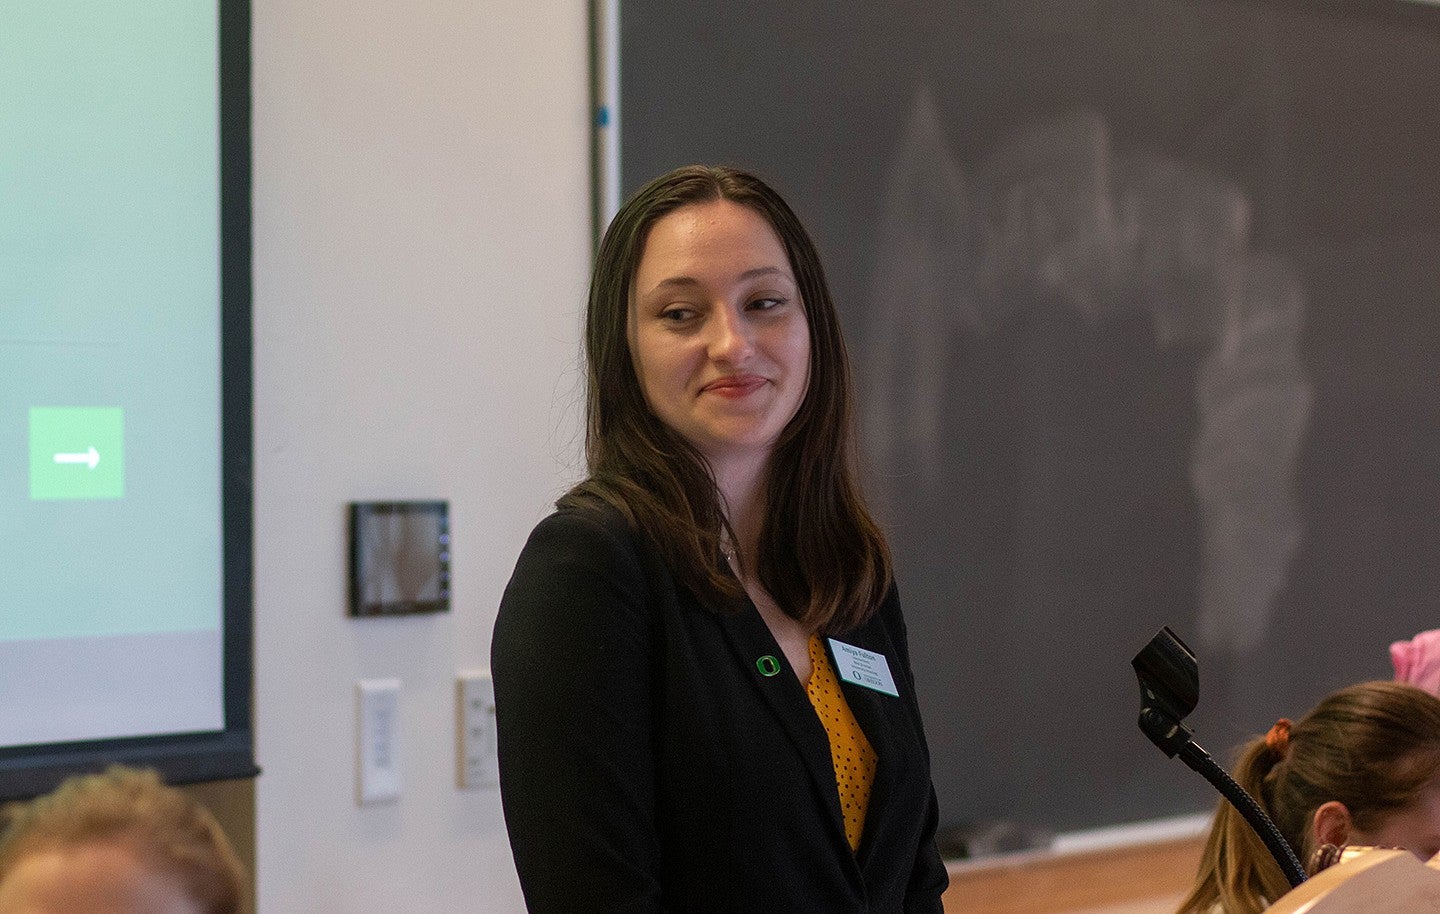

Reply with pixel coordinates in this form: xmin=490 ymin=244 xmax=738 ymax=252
xmin=0 ymin=766 xmax=244 ymax=914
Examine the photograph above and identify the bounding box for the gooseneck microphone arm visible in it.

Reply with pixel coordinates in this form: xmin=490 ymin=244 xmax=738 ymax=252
xmin=1137 ymin=705 xmax=1307 ymax=887
xmin=1133 ymin=627 xmax=1307 ymax=889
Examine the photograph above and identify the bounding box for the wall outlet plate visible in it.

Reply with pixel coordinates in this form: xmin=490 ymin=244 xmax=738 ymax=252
xmin=456 ymin=670 xmax=498 ymax=789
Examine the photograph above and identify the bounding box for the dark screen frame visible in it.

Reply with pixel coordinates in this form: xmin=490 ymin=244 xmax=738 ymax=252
xmin=0 ymin=0 xmax=257 ymax=801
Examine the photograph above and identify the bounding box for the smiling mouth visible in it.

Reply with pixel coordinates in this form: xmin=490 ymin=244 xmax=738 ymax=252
xmin=702 ymin=375 xmax=767 ymax=398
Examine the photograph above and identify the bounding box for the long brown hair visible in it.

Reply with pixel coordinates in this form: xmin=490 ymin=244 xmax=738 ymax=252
xmin=1177 ymin=681 xmax=1440 ymax=914
xmin=564 ymin=165 xmax=891 ymax=633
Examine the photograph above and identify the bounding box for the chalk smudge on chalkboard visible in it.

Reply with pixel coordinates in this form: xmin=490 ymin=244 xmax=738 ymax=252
xmin=862 ymin=85 xmax=1312 ymax=653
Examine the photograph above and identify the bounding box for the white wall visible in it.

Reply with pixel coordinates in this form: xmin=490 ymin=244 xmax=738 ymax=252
xmin=251 ymin=0 xmax=590 ymax=908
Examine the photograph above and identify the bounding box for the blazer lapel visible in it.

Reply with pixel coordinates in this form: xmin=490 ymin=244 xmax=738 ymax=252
xmin=825 ymin=626 xmax=906 ymax=867
xmin=713 ymin=601 xmax=853 ymax=854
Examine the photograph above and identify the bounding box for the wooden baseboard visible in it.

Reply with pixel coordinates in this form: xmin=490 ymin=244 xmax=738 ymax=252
xmin=943 ymin=835 xmax=1203 ymax=914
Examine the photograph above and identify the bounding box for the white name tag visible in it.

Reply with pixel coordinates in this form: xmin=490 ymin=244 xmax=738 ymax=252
xmin=828 ymin=639 xmax=900 ymax=697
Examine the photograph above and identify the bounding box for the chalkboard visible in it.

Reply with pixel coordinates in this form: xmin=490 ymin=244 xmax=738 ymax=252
xmin=618 ymin=0 xmax=1440 ymax=838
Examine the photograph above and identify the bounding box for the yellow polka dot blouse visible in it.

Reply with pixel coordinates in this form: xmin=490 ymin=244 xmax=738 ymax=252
xmin=806 ymin=634 xmax=877 ymax=852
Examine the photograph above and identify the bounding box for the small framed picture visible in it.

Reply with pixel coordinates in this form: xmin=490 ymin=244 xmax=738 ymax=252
xmin=348 ymin=501 xmax=450 ymax=617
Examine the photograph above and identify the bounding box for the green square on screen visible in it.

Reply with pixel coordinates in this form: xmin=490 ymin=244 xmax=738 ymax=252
xmin=29 ymin=407 xmax=125 ymax=500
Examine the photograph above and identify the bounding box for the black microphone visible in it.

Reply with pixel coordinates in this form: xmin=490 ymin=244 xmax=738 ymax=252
xmin=1132 ymin=626 xmax=1307 ymax=888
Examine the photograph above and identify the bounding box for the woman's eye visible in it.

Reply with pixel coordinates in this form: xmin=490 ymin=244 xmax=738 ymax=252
xmin=661 ymin=307 xmax=695 ymax=323
xmin=749 ymin=296 xmax=787 ymax=311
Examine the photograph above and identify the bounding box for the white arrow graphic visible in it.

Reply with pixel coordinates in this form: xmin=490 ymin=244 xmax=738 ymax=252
xmin=53 ymin=446 xmax=100 ymax=470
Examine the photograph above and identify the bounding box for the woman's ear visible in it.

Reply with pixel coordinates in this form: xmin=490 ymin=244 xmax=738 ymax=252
xmin=1313 ymin=800 xmax=1355 ymax=848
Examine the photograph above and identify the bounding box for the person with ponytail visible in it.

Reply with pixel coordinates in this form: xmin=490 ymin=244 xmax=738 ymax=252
xmin=491 ymin=166 xmax=947 ymax=912
xmin=1177 ymin=681 xmax=1440 ymax=914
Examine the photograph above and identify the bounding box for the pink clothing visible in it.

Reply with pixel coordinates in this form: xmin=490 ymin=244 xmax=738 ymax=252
xmin=1391 ymin=629 xmax=1440 ymax=696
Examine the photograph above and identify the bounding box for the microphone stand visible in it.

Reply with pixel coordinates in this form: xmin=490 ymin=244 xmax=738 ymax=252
xmin=1133 ymin=627 xmax=1307 ymax=889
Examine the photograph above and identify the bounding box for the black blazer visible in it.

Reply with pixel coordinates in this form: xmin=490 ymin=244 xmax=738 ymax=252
xmin=492 ymin=503 xmax=948 ymax=912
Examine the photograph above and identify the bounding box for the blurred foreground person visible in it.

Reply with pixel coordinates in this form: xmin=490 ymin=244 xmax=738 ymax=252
xmin=0 ymin=766 xmax=244 ymax=914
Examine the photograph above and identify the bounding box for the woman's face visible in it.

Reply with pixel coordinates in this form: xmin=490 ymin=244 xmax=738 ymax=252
xmin=628 ymin=199 xmax=810 ymax=475
xmin=1353 ymin=776 xmax=1440 ymax=861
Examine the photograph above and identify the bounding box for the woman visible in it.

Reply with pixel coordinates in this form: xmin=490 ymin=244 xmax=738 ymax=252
xmin=0 ymin=766 xmax=245 ymax=914
xmin=491 ymin=166 xmax=948 ymax=911
xmin=1177 ymin=681 xmax=1440 ymax=914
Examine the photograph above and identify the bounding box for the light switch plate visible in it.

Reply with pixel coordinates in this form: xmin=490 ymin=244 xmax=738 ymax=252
xmin=357 ymin=678 xmax=401 ymax=804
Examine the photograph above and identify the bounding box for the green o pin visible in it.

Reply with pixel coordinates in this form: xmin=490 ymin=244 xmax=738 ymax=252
xmin=756 ymin=655 xmax=781 ymax=677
